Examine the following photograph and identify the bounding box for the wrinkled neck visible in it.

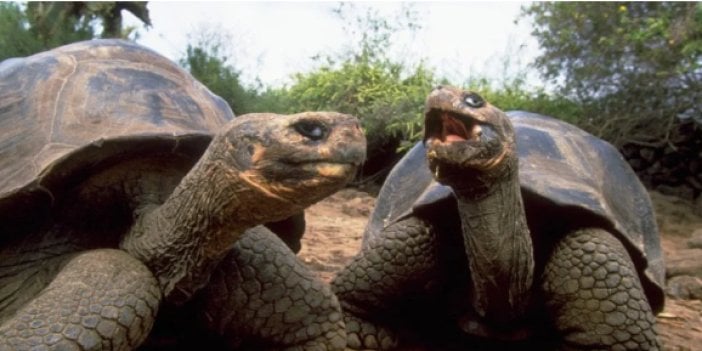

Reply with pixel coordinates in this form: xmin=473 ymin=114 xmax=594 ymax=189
xmin=454 ymin=172 xmax=534 ymax=325
xmin=121 ymin=159 xmax=298 ymax=305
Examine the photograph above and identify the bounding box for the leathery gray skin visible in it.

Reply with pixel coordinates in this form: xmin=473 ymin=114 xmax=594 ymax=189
xmin=331 ymin=86 xmax=661 ymax=350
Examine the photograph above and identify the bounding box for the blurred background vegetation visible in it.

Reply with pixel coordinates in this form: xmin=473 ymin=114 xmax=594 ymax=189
xmin=1 ymin=1 xmax=700 ymax=186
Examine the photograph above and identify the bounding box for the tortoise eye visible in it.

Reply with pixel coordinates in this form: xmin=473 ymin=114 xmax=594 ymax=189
xmin=464 ymin=93 xmax=485 ymax=108
xmin=294 ymin=120 xmax=329 ymax=141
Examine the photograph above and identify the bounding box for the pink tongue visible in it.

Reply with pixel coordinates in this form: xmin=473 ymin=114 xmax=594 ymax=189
xmin=441 ymin=113 xmax=469 ymax=142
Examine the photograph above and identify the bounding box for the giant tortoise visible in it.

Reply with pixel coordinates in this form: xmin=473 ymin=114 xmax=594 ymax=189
xmin=0 ymin=39 xmax=365 ymax=350
xmin=332 ymin=86 xmax=664 ymax=350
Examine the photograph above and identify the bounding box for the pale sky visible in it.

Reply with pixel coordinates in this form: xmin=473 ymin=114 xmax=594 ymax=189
xmin=125 ymin=1 xmax=541 ymax=89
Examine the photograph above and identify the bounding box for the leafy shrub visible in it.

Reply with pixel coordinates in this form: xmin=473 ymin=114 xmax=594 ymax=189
xmin=284 ymin=58 xmax=436 ymax=155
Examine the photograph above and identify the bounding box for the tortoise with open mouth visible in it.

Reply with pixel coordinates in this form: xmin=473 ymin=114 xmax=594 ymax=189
xmin=332 ymin=85 xmax=664 ymax=350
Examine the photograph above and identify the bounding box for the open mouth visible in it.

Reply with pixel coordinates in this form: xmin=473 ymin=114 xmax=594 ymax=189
xmin=425 ymin=109 xmax=482 ymax=143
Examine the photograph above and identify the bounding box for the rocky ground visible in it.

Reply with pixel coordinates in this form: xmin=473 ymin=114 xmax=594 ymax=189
xmin=299 ymin=188 xmax=702 ymax=351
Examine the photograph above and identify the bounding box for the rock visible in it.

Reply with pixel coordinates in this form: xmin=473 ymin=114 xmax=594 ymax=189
xmin=687 ymin=229 xmax=702 ymax=249
xmin=628 ymin=158 xmax=646 ymax=171
xmin=646 ymin=161 xmax=662 ymax=175
xmin=666 ymin=248 xmax=702 ymax=278
xmin=638 ymin=174 xmax=654 ymax=189
xmin=657 ymin=184 xmax=695 ymax=201
xmin=621 ymin=119 xmax=702 ymax=204
xmin=695 ymin=195 xmax=702 ymax=217
xmin=685 ymin=176 xmax=702 ymax=191
xmin=660 ymin=150 xmax=682 ymax=168
xmin=666 ymin=275 xmax=702 ymax=300
xmin=621 ymin=144 xmax=639 ymax=158
xmin=640 ymin=147 xmax=658 ymax=162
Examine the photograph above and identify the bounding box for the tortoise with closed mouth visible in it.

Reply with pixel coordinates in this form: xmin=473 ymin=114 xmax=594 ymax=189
xmin=0 ymin=39 xmax=365 ymax=350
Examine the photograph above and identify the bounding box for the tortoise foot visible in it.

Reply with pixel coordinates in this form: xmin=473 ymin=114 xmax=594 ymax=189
xmin=342 ymin=313 xmax=397 ymax=351
xmin=542 ymin=228 xmax=660 ymax=350
xmin=197 ymin=226 xmax=346 ymax=351
xmin=0 ymin=249 xmax=160 ymax=351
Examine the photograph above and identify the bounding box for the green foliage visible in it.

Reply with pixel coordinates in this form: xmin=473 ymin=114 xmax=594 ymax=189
xmin=178 ymin=25 xmax=295 ymax=116
xmin=284 ymin=59 xmax=435 ymax=153
xmin=0 ymin=2 xmax=46 ymax=59
xmin=249 ymin=2 xmax=583 ymax=161
xmin=465 ymin=75 xmax=585 ymax=126
xmin=177 ymin=2 xmax=590 ymax=181
xmin=180 ymin=43 xmax=252 ymax=116
xmin=263 ymin=3 xmax=434 ymax=160
xmin=244 ymin=86 xmax=291 ymax=114
xmin=88 ymin=2 xmax=151 ymax=38
xmin=0 ymin=2 xmax=150 ymax=61
xmin=523 ymin=2 xmax=702 ymax=146
xmin=25 ymin=2 xmax=151 ymax=40
xmin=0 ymin=2 xmax=94 ymax=60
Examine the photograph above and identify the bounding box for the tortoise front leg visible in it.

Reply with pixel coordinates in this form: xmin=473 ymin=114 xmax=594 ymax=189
xmin=0 ymin=249 xmax=161 ymax=351
xmin=331 ymin=216 xmax=440 ymax=350
xmin=541 ymin=228 xmax=660 ymax=350
xmin=195 ymin=226 xmax=345 ymax=351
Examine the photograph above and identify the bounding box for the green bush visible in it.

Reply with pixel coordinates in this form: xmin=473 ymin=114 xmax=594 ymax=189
xmin=467 ymin=77 xmax=585 ymax=126
xmin=283 ymin=58 xmax=436 ymax=156
xmin=0 ymin=2 xmax=150 ymax=61
xmin=180 ymin=44 xmax=254 ymax=116
xmin=522 ymin=2 xmax=702 ymax=146
xmin=178 ymin=3 xmax=592 ymax=184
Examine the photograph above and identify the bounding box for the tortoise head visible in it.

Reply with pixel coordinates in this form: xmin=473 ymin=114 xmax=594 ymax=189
xmin=213 ymin=111 xmax=366 ymax=208
xmin=423 ymin=86 xmax=533 ymax=324
xmin=423 ymin=86 xmax=516 ymax=195
xmin=123 ymin=111 xmax=365 ymax=304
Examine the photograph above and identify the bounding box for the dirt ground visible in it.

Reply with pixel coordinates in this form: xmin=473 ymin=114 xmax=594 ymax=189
xmin=299 ymin=188 xmax=702 ymax=351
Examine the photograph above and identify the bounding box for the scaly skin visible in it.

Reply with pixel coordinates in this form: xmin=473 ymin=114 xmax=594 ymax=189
xmin=541 ymin=228 xmax=659 ymax=350
xmin=140 ymin=226 xmax=348 ymax=351
xmin=198 ymin=226 xmax=346 ymax=350
xmin=332 ymin=216 xmax=438 ymax=350
xmin=0 ymin=250 xmax=161 ymax=351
